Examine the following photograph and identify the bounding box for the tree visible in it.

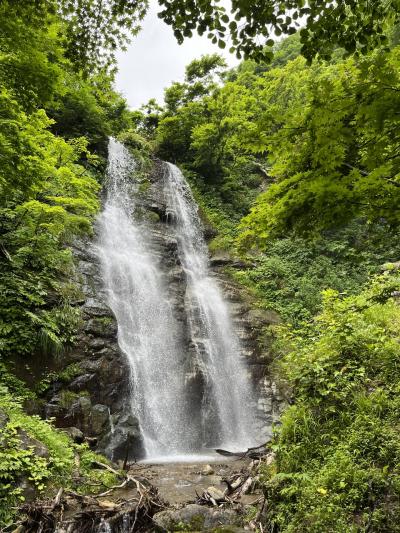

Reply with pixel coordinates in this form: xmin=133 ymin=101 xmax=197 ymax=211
xmin=157 ymin=0 xmax=400 ymax=62
xmin=3 ymin=0 xmax=147 ymax=74
xmin=14 ymin=0 xmax=400 ymax=72
xmin=238 ymin=47 xmax=400 ymax=248
xmin=0 ymin=2 xmax=64 ymax=110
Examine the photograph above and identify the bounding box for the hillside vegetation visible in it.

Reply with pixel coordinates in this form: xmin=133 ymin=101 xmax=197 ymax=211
xmin=0 ymin=2 xmax=130 ymax=524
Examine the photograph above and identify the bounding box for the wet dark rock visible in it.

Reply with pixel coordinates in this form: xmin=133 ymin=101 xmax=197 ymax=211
xmin=91 ymin=404 xmax=110 ymax=434
xmin=77 ymin=396 xmax=92 ymax=420
xmin=99 ymin=410 xmax=144 ymax=460
xmin=63 ymin=426 xmax=85 ymax=443
xmin=243 ymin=308 xmax=281 ymax=327
xmin=209 ymin=251 xmax=233 ymax=266
xmin=0 ymin=408 xmax=8 ymax=429
xmin=84 ymin=317 xmax=118 ymax=338
xmin=148 ymin=201 xmax=167 ymax=219
xmin=41 ymin=160 xmax=282 ymax=462
xmin=83 ymin=300 xmax=114 ymax=317
xmin=18 ymin=478 xmax=37 ymax=503
xmin=203 ymin=224 xmax=218 ymax=240
xmin=69 ymin=373 xmax=97 ymax=392
xmin=209 ymin=252 xmax=253 ymax=270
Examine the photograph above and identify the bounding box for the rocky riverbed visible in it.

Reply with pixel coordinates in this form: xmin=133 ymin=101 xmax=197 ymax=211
xmin=19 ymin=453 xmax=271 ymax=532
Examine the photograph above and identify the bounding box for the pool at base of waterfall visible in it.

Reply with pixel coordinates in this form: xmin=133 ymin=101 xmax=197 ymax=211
xmin=140 ymin=452 xmax=235 ymax=464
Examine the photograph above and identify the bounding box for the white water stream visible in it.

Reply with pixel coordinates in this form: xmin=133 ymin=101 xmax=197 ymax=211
xmin=97 ymin=139 xmax=257 ymax=461
xmin=164 ymin=163 xmax=256 ymax=450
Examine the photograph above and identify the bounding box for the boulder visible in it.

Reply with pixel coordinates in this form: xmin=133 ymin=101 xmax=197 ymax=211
xmin=153 ymin=504 xmax=240 ymax=532
xmin=99 ymin=410 xmax=143 ymax=460
xmin=63 ymin=427 xmax=85 ymax=444
xmin=18 ymin=429 xmax=49 ymax=458
xmin=244 ymin=308 xmax=281 ymax=327
xmin=69 ymin=373 xmax=97 ymax=392
xmin=201 ymin=464 xmax=215 ymax=476
xmin=84 ymin=317 xmax=118 ymax=338
xmin=207 ymin=486 xmax=227 ymax=501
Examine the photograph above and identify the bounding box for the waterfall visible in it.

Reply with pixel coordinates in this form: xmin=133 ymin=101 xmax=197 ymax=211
xmin=97 ymin=139 xmax=257 ymax=461
xmin=164 ymin=163 xmax=256 ymax=450
xmin=97 ymin=139 xmax=195 ymax=458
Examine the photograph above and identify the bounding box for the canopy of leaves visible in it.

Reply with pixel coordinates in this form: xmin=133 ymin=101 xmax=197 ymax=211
xmin=7 ymin=0 xmax=400 ymax=72
xmin=60 ymin=0 xmax=148 ymax=73
xmin=238 ymin=47 xmax=400 ymax=247
xmin=157 ymin=0 xmax=400 ymax=62
xmin=147 ymin=31 xmax=400 ymax=248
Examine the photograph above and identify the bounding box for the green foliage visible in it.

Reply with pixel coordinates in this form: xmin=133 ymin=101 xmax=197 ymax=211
xmin=58 ymin=363 xmax=83 ymax=383
xmin=231 ymin=222 xmax=400 ymax=325
xmin=0 ymin=0 xmax=135 ymax=360
xmin=263 ymin=273 xmax=400 ymax=531
xmin=10 ymin=0 xmax=397 ymax=71
xmin=48 ymin=72 xmax=132 ymax=157
xmin=155 ymin=62 xmax=264 ymax=210
xmin=158 ymin=0 xmax=399 ymax=62
xmin=0 ymin=2 xmax=64 ymax=111
xmin=154 ymin=33 xmax=400 ymax=533
xmin=238 ymin=47 xmax=400 ymax=246
xmin=185 ymin=54 xmax=226 ymax=83
xmin=0 ymin=102 xmax=99 ymax=356
xmin=0 ymin=388 xmax=118 ymax=527
xmin=59 ymin=0 xmax=147 ymax=73
xmin=0 ymin=27 xmax=131 ymax=526
xmin=155 ymin=54 xmax=229 ymax=164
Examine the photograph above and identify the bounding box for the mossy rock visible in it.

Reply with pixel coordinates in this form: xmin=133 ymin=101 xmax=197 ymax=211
xmin=153 ymin=504 xmax=241 ymax=532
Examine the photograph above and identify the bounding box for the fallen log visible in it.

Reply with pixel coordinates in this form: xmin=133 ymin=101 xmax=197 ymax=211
xmin=215 ymin=442 xmax=269 ymax=460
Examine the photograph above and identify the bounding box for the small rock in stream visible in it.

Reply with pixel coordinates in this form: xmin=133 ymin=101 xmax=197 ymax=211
xmin=206 ymin=486 xmax=227 ymax=501
xmin=201 ymin=464 xmax=215 ymax=476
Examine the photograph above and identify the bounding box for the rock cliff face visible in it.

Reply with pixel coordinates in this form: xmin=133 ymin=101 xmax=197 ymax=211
xmin=43 ymin=158 xmax=283 ymax=459
xmin=43 ymin=236 xmax=144 ymax=460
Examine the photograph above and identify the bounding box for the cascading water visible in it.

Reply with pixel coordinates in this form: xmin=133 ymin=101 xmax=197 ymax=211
xmin=96 ymin=139 xmax=196 ymax=458
xmin=97 ymin=139 xmax=257 ymax=461
xmin=164 ymin=163 xmax=256 ymax=450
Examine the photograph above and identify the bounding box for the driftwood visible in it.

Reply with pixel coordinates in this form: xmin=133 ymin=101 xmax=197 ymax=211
xmin=249 ymin=496 xmax=267 ymax=531
xmin=15 ymin=468 xmax=165 ymax=533
xmin=196 ymin=471 xmax=258 ymax=507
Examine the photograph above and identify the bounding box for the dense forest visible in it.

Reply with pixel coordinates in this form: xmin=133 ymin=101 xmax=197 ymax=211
xmin=1 ymin=0 xmax=400 ymax=531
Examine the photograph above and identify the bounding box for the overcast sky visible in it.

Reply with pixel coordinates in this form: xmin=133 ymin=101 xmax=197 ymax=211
xmin=115 ymin=0 xmax=238 ymax=110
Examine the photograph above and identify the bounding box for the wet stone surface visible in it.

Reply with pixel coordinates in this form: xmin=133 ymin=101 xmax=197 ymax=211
xmin=125 ymin=458 xmax=257 ymax=506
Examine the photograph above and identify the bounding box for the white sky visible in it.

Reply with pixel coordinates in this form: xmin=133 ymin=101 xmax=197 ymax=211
xmin=115 ymin=0 xmax=238 ymax=110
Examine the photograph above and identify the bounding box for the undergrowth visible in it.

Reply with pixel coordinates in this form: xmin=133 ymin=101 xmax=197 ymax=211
xmin=0 ymin=387 xmax=117 ymax=527
xmin=261 ymin=272 xmax=400 ymax=532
